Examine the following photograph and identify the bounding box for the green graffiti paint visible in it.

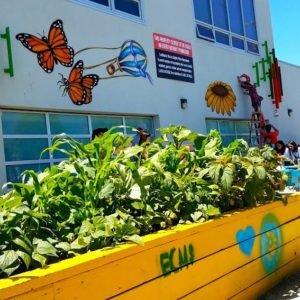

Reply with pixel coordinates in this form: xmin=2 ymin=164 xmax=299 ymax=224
xmin=159 ymin=244 xmax=195 ymax=276
xmin=253 ymin=41 xmax=272 ymax=86
xmin=259 ymin=213 xmax=283 ymax=274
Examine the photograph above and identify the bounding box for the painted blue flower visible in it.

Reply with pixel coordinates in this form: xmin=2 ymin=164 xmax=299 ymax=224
xmin=260 ymin=214 xmax=283 ymax=273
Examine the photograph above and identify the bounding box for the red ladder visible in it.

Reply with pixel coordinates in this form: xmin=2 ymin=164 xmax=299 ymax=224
xmin=249 ymin=112 xmax=266 ymax=147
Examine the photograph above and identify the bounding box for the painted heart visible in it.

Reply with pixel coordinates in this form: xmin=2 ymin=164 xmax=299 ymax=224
xmin=236 ymin=226 xmax=256 ymax=256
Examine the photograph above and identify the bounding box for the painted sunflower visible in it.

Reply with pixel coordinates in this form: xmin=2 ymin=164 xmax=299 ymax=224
xmin=205 ymin=81 xmax=236 ymax=116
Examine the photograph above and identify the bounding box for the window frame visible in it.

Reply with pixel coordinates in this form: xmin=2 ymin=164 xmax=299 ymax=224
xmin=193 ymin=0 xmax=260 ymax=55
xmin=205 ymin=117 xmax=260 ymax=146
xmin=71 ymin=0 xmax=145 ymax=23
xmin=1 ymin=110 xmax=155 ymax=183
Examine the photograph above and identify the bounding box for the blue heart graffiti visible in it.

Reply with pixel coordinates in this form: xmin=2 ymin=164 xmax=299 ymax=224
xmin=236 ymin=226 xmax=256 ymax=256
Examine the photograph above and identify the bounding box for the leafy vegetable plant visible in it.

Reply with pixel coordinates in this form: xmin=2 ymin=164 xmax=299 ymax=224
xmin=0 ymin=126 xmax=285 ymax=277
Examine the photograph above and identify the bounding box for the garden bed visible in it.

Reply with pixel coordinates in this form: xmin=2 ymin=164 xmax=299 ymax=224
xmin=0 ymin=195 xmax=299 ymax=299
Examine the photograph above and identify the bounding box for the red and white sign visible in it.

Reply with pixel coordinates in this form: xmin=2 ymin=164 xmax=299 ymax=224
xmin=153 ymin=33 xmax=194 ymax=83
xmin=153 ymin=33 xmax=193 ymax=58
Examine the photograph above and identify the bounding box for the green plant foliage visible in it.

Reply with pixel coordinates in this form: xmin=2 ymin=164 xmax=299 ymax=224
xmin=0 ymin=126 xmax=285 ymax=277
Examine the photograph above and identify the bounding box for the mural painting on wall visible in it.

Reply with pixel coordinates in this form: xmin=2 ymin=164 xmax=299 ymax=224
xmin=252 ymin=41 xmax=283 ymax=111
xmin=235 ymin=213 xmax=283 ymax=274
xmin=15 ymin=19 xmax=152 ymax=105
xmin=205 ymin=81 xmax=236 ymax=116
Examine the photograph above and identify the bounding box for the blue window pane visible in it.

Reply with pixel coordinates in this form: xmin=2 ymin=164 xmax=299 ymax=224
xmin=52 ymin=138 xmax=90 ymax=159
xmin=232 ymin=37 xmax=245 ymax=50
xmin=228 ymin=0 xmax=244 ymax=35
xmin=193 ymin=0 xmax=212 ymax=24
xmin=247 ymin=41 xmax=259 ymax=54
xmin=235 ymin=122 xmax=249 ymax=134
xmin=6 ymin=163 xmax=50 ymax=183
xmin=114 ymin=0 xmax=140 ymax=17
xmin=196 ymin=24 xmax=214 ymax=41
xmin=89 ymin=0 xmax=109 ymax=6
xmin=242 ymin=0 xmax=258 ymax=40
xmin=222 ymin=135 xmax=236 ymax=146
xmin=219 ymin=121 xmax=235 ymax=134
xmin=206 ymin=120 xmax=218 ymax=132
xmin=215 ymin=31 xmax=230 ymax=45
xmin=91 ymin=116 xmax=123 ymax=133
xmin=212 ymin=0 xmax=229 ymax=30
xmin=4 ymin=138 xmax=49 ymax=161
xmin=2 ymin=112 xmax=47 ymax=135
xmin=49 ymin=114 xmax=89 ymax=135
xmin=125 ymin=117 xmax=154 ymax=136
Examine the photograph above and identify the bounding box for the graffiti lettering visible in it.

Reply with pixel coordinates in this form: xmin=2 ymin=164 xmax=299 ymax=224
xmin=160 ymin=244 xmax=195 ymax=276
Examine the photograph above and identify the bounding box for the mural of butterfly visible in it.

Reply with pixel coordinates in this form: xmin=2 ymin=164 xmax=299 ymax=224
xmin=58 ymin=60 xmax=99 ymax=105
xmin=16 ymin=19 xmax=74 ymax=73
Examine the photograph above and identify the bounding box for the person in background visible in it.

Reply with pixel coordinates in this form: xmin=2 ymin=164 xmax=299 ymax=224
xmin=132 ymin=127 xmax=150 ymax=146
xmin=284 ymin=141 xmax=300 ymax=164
xmin=261 ymin=123 xmax=279 ymax=146
xmin=91 ymin=128 xmax=108 ymax=140
xmin=274 ymin=140 xmax=286 ymax=155
xmin=137 ymin=127 xmax=150 ymax=145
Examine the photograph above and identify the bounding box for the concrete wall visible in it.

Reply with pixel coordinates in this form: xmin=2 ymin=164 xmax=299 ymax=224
xmin=0 ymin=0 xmax=274 ymax=130
xmin=271 ymin=61 xmax=300 ymax=143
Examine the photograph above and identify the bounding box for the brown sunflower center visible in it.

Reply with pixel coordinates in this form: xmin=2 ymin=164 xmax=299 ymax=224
xmin=211 ymin=84 xmax=229 ymax=97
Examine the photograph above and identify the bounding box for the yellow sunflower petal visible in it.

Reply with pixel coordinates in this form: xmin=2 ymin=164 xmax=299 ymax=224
xmin=223 ymin=99 xmax=230 ymax=114
xmin=224 ymin=96 xmax=234 ymax=111
xmin=206 ymin=91 xmax=214 ymax=103
xmin=225 ymin=95 xmax=235 ymax=109
xmin=216 ymin=98 xmax=221 ymax=114
xmin=228 ymin=91 xmax=236 ymax=101
xmin=208 ymin=95 xmax=215 ymax=107
xmin=221 ymin=100 xmax=225 ymax=115
xmin=211 ymin=95 xmax=219 ymax=110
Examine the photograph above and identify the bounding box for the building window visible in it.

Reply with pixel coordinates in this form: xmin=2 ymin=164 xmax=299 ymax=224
xmin=206 ymin=118 xmax=259 ymax=146
xmin=73 ymin=0 xmax=143 ymax=20
xmin=194 ymin=0 xmax=259 ymax=54
xmin=1 ymin=111 xmax=155 ymax=183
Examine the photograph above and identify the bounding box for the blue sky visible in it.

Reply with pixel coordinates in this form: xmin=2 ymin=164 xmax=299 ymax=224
xmin=269 ymin=1 xmax=300 ymax=66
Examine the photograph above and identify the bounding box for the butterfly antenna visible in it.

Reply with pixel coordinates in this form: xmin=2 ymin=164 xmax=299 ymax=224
xmin=57 ymin=73 xmax=65 ymax=84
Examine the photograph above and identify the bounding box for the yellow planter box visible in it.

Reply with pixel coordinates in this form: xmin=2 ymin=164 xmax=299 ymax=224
xmin=0 ymin=195 xmax=299 ymax=300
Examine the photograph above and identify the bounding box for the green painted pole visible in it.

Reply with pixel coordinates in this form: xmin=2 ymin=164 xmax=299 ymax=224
xmin=252 ymin=62 xmax=260 ymax=87
xmin=1 ymin=27 xmax=14 ymax=77
xmin=259 ymin=59 xmax=266 ymax=81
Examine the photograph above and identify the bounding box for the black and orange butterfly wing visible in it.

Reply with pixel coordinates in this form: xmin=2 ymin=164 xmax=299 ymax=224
xmin=16 ymin=19 xmax=74 ymax=73
xmin=67 ymin=60 xmax=86 ymax=105
xmin=81 ymin=75 xmax=100 ymax=104
xmin=16 ymin=33 xmax=55 ymax=73
xmin=48 ymin=19 xmax=74 ymax=68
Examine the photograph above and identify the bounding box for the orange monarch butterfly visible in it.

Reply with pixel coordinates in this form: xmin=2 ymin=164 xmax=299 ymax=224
xmin=58 ymin=60 xmax=99 ymax=105
xmin=16 ymin=19 xmax=74 ymax=73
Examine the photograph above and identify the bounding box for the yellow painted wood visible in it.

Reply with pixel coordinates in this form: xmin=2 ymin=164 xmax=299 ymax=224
xmin=232 ymin=257 xmax=300 ymax=300
xmin=182 ymin=240 xmax=299 ymax=300
xmin=0 ymin=196 xmax=299 ymax=300
xmin=110 ymin=223 xmax=300 ymax=300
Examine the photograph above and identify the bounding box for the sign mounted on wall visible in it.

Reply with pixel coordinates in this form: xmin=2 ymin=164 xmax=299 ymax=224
xmin=153 ymin=33 xmax=194 ymax=83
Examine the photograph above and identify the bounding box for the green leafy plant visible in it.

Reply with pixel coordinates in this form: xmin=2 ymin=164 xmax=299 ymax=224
xmin=0 ymin=126 xmax=285 ymax=277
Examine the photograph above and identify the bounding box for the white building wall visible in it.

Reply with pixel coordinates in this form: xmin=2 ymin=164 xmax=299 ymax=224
xmin=271 ymin=61 xmax=300 ymax=143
